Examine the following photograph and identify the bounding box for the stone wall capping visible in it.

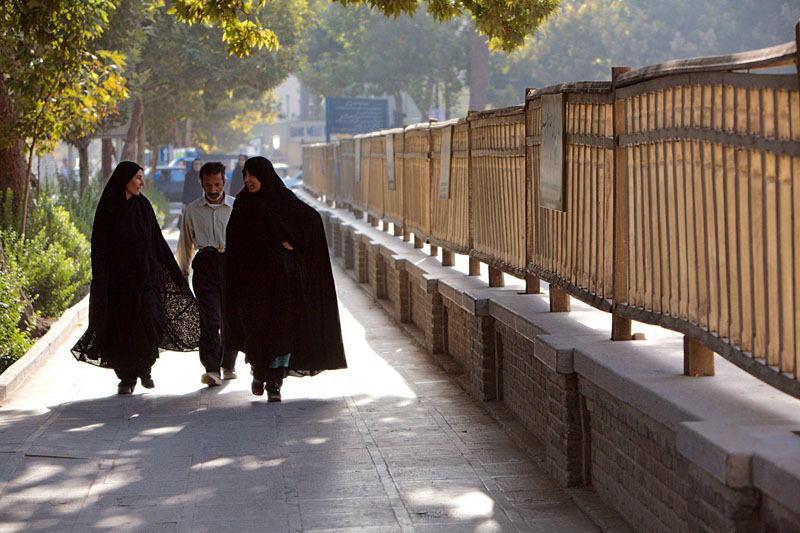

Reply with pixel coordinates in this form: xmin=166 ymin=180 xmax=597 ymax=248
xmin=677 ymin=421 xmax=757 ymax=488
xmin=752 ymin=440 xmax=800 ymax=516
xmin=461 ymin=288 xmax=493 ymax=316
xmin=438 ymin=276 xmax=489 ymax=309
xmin=534 ymin=334 xmax=605 ymax=374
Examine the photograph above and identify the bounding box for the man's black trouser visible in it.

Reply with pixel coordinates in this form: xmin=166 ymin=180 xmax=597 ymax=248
xmin=192 ymin=248 xmax=237 ymax=373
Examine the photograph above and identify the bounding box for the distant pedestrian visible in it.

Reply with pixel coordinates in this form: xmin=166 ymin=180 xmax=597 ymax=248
xmin=228 ymin=153 xmax=247 ymax=195
xmin=181 ymin=158 xmax=203 ymax=208
xmin=58 ymin=158 xmax=70 ymax=182
xmin=224 ymin=156 xmax=346 ymax=401
xmin=71 ymin=161 xmax=200 ymax=395
xmin=176 ymin=162 xmax=238 ymax=387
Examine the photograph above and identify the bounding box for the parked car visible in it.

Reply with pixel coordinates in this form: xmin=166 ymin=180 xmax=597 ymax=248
xmin=152 ymin=165 xmax=186 ymax=202
xmin=283 ymin=170 xmax=303 ymax=189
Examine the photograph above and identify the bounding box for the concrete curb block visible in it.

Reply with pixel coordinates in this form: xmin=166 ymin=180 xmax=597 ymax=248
xmin=0 ymin=295 xmax=89 ymax=403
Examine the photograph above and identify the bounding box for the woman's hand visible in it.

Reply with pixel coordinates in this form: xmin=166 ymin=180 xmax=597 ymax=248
xmin=282 ymin=241 xmax=294 ymax=251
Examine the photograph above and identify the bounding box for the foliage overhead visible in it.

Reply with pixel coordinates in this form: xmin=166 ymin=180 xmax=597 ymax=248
xmin=299 ymin=1 xmax=471 ymax=120
xmin=488 ymin=0 xmax=798 ymax=107
xmin=0 ymin=1 xmax=128 ymax=153
xmin=171 ymin=0 xmax=560 ymax=55
xmin=140 ymin=0 xmax=305 ymax=151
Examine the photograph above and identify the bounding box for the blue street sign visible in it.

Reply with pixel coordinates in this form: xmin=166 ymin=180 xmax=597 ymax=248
xmin=158 ymin=145 xmax=172 ymax=164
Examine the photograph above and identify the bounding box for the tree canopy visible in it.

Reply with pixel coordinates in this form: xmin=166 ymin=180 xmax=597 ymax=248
xmin=488 ymin=0 xmax=797 ymax=107
xmin=299 ymin=1 xmax=471 ymax=123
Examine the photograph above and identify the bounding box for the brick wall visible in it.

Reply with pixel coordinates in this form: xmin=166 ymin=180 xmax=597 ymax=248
xmin=442 ymin=299 xmax=470 ymax=374
xmin=581 ymin=379 xmax=760 ymax=532
xmin=494 ymin=323 xmax=584 ymax=487
xmin=408 ymin=279 xmax=444 ymax=354
xmin=355 ymin=238 xmax=368 ymax=284
xmin=366 ymin=245 xmax=386 ymax=300
xmin=385 ymin=263 xmax=409 ymax=323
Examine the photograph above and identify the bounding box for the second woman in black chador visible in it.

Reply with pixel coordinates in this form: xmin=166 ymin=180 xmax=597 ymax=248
xmin=224 ymin=156 xmax=346 ymax=401
xmin=71 ymin=161 xmax=200 ymax=394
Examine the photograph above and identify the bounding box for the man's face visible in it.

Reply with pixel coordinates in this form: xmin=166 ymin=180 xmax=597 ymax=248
xmin=238 ymin=155 xmax=247 ymax=166
xmin=192 ymin=160 xmax=202 ymax=171
xmin=201 ymin=172 xmax=226 ymax=203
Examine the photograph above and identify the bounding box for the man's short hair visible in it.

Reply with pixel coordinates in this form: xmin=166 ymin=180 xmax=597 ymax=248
xmin=199 ymin=161 xmax=226 ymax=181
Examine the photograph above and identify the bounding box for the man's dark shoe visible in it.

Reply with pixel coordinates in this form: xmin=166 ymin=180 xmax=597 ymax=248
xmin=140 ymin=375 xmax=155 ymax=389
xmin=267 ymin=388 xmax=281 ymax=403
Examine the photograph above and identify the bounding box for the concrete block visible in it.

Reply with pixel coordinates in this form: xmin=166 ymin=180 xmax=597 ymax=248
xmin=676 ymin=421 xmax=755 ymax=488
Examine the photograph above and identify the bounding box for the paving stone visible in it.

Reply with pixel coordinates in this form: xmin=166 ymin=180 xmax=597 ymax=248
xmin=192 ymin=501 xmax=290 ymax=521
xmin=299 ymin=506 xmax=399 ymax=530
xmin=189 ymin=519 xmax=289 ymax=533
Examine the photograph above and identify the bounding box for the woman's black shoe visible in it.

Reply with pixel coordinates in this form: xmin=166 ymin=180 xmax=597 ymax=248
xmin=267 ymin=388 xmax=282 ymax=403
xmin=251 ymin=380 xmax=265 ymax=396
xmin=117 ymin=381 xmax=136 ymax=395
xmin=140 ymin=375 xmax=155 ymax=389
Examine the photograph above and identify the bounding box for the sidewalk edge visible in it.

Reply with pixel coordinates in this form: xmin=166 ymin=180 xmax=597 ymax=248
xmin=0 ymin=295 xmax=89 ymax=403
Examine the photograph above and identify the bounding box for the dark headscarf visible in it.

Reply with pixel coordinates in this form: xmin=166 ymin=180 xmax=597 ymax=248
xmin=225 ymin=156 xmax=346 ymax=373
xmin=181 ymin=158 xmax=203 ymax=205
xmin=72 ymin=161 xmax=200 ymax=367
xmin=228 ymin=154 xmax=246 ymax=195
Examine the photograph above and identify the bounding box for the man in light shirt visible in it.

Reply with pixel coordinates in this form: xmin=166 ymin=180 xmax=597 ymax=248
xmin=176 ymin=162 xmax=238 ymax=386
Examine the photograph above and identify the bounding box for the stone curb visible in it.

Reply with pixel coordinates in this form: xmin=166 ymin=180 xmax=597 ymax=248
xmin=0 ymin=295 xmax=88 ymax=403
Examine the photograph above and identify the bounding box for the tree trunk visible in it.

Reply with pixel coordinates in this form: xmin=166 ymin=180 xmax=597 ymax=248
xmin=121 ymin=96 xmax=143 ymax=161
xmin=0 ymin=76 xmax=23 ymax=207
xmin=469 ymin=27 xmax=489 ymax=111
xmin=137 ymin=103 xmax=146 ymax=170
xmin=102 ymin=138 xmax=114 ymax=179
xmin=300 ymin=84 xmax=310 ymax=120
xmin=184 ymin=117 xmax=192 ymax=147
xmin=393 ymin=93 xmax=405 ymax=128
xmin=76 ymin=136 xmax=90 ymax=193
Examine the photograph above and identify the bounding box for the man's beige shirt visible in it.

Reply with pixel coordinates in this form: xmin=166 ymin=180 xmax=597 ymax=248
xmin=176 ymin=193 xmax=235 ymax=277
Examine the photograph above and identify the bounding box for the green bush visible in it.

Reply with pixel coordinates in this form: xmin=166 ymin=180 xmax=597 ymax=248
xmin=145 ymin=185 xmax=172 ymax=229
xmin=56 ymin=174 xmax=172 ymax=233
xmin=54 ymin=174 xmax=104 ymax=238
xmin=1 ymin=192 xmax=91 ymax=318
xmin=0 ymin=267 xmax=33 ymax=373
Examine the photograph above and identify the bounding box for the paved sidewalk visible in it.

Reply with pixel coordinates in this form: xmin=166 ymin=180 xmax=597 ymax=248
xmin=0 ymin=260 xmax=599 ymax=532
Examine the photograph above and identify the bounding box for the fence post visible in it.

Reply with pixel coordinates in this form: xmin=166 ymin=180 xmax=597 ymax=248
xmin=524 ymin=89 xmax=541 ymax=295
xmin=469 ymin=258 xmax=481 ymax=276
xmin=488 ymin=266 xmax=504 ymax=287
xmin=430 ymin=244 xmax=438 ymax=258
xmin=611 ymin=66 xmax=633 ymax=341
xmin=526 ymin=274 xmax=541 ymax=294
xmin=684 ymin=338 xmax=715 ymax=376
xmin=441 ymin=249 xmax=455 ymax=266
xmin=550 ymin=285 xmax=570 ymax=312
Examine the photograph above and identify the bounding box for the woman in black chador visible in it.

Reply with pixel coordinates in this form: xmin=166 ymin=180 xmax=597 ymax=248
xmin=181 ymin=158 xmax=203 ymax=207
xmin=72 ymin=161 xmax=200 ymax=394
xmin=225 ymin=156 xmax=346 ymax=401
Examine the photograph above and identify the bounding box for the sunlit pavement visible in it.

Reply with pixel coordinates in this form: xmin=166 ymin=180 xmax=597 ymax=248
xmin=0 ymin=257 xmax=600 ymax=532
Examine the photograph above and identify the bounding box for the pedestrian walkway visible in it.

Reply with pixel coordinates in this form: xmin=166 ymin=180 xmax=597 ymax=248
xmin=0 ymin=259 xmax=600 ymax=532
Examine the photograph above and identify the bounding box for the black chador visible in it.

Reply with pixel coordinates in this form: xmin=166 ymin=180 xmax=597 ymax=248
xmin=72 ymin=161 xmax=200 ymax=391
xmin=224 ymin=157 xmax=346 ymax=386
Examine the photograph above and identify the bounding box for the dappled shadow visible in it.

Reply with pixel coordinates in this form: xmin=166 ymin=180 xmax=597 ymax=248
xmin=0 ymin=260 xmax=597 ymax=532
xmin=0 ymin=387 xmax=533 ymax=532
